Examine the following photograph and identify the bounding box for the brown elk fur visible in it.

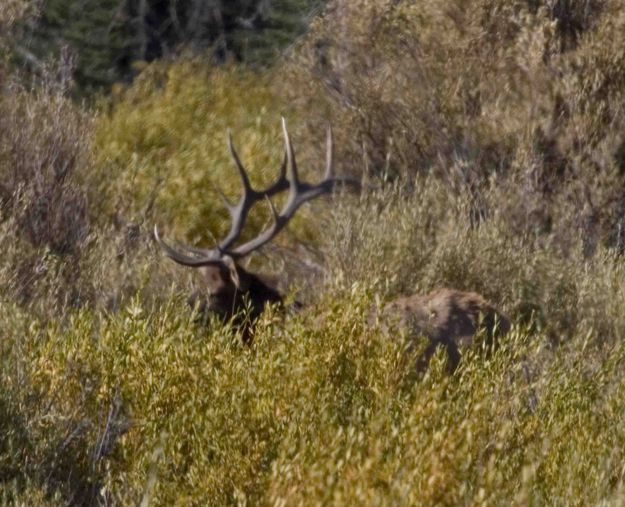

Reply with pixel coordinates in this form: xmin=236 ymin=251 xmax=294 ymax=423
xmin=380 ymin=288 xmax=510 ymax=374
xmin=188 ymin=262 xmax=284 ymax=340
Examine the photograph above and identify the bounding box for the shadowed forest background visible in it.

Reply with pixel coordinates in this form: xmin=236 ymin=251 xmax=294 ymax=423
xmin=3 ymin=0 xmax=625 ymax=505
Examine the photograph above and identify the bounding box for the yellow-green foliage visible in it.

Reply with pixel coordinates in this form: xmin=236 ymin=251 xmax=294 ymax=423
xmin=96 ymin=60 xmax=319 ymax=248
xmin=2 ymin=280 xmax=625 ymax=505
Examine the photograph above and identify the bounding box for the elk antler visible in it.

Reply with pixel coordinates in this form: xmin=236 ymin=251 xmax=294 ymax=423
xmin=154 ymin=118 xmax=359 ymax=266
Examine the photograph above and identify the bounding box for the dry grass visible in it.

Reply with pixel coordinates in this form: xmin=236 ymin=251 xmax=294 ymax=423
xmin=287 ymin=0 xmax=625 ymax=254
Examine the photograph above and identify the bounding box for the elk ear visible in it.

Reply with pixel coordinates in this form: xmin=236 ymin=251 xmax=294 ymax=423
xmin=223 ymin=256 xmax=250 ymax=292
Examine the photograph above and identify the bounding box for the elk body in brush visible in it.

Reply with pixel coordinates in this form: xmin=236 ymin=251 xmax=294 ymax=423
xmin=154 ymin=119 xmax=357 ymax=338
xmin=379 ymin=288 xmax=510 ymax=374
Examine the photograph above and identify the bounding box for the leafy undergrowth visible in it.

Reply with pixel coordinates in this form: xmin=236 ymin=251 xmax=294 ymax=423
xmin=2 ymin=278 xmax=625 ymax=505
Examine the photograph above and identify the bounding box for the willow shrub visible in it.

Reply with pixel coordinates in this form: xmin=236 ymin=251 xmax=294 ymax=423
xmin=2 ymin=273 xmax=625 ymax=505
xmin=2 ymin=182 xmax=625 ymax=504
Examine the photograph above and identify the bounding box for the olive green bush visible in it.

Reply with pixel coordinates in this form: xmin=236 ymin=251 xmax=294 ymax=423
xmin=95 ymin=61 xmax=286 ymax=240
xmin=5 ymin=165 xmax=625 ymax=503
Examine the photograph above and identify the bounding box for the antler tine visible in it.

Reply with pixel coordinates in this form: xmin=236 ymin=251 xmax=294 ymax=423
xmin=281 ymin=117 xmax=300 ymax=192
xmin=153 ymin=225 xmax=221 ymax=267
xmin=264 ymin=194 xmax=279 ymax=222
xmin=324 ymin=124 xmax=333 ymax=179
xmin=215 ymin=184 xmax=236 ymax=211
xmin=227 ymin=130 xmax=252 ymax=192
xmin=277 ymin=147 xmax=287 ymax=182
xmin=215 ymin=129 xmax=264 ymax=252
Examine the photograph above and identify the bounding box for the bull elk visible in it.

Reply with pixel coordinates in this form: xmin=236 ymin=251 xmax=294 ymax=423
xmin=154 ymin=118 xmax=357 ymax=339
xmin=379 ymin=288 xmax=510 ymax=374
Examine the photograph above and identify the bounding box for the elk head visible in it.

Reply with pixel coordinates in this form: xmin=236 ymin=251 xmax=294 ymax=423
xmin=154 ymin=118 xmax=357 ymax=337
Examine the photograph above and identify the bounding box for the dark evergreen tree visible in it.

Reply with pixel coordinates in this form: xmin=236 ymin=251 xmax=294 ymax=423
xmin=18 ymin=0 xmax=131 ymax=91
xmin=13 ymin=0 xmax=324 ymax=92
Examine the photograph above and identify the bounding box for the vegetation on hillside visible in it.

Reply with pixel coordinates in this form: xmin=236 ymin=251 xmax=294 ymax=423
xmin=2 ymin=0 xmax=625 ymax=505
xmin=288 ymin=0 xmax=625 ymax=254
